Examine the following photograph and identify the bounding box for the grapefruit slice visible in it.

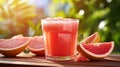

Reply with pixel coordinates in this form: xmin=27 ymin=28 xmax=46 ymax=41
xmin=27 ymin=36 xmax=45 ymax=56
xmin=77 ymin=42 xmax=114 ymax=60
xmin=0 ymin=37 xmax=31 ymax=56
xmin=81 ymin=32 xmax=100 ymax=44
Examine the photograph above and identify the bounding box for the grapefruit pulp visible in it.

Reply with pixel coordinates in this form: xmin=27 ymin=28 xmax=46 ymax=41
xmin=77 ymin=42 xmax=114 ymax=60
xmin=0 ymin=37 xmax=31 ymax=56
xmin=27 ymin=36 xmax=45 ymax=56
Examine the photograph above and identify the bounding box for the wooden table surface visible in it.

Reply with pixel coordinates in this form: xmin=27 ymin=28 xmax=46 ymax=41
xmin=0 ymin=53 xmax=120 ymax=67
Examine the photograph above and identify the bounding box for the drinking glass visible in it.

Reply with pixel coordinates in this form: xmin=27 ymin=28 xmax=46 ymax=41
xmin=41 ymin=17 xmax=79 ymax=61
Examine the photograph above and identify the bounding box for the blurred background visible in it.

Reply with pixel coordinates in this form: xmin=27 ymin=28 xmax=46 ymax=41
xmin=0 ymin=0 xmax=120 ymax=53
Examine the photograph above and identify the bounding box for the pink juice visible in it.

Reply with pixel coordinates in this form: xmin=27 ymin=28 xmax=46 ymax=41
xmin=41 ymin=17 xmax=79 ymax=60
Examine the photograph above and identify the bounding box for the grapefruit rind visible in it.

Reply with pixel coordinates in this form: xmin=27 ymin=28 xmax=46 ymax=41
xmin=27 ymin=46 xmax=45 ymax=56
xmin=77 ymin=42 xmax=114 ymax=60
xmin=11 ymin=34 xmax=23 ymax=39
xmin=0 ymin=38 xmax=31 ymax=56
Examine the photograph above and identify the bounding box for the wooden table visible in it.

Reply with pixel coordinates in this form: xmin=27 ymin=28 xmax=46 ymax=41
xmin=0 ymin=53 xmax=120 ymax=67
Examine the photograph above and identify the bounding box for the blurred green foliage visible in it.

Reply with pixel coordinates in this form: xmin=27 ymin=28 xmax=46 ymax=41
xmin=49 ymin=0 xmax=120 ymax=52
xmin=27 ymin=20 xmax=42 ymax=36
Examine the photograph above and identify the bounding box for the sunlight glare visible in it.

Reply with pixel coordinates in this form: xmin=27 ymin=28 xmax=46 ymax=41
xmin=106 ymin=0 xmax=112 ymax=3
xmin=79 ymin=9 xmax=85 ymax=16
xmin=98 ymin=21 xmax=106 ymax=29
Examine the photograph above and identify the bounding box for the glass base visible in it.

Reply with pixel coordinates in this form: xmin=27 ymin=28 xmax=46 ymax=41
xmin=46 ymin=55 xmax=73 ymax=61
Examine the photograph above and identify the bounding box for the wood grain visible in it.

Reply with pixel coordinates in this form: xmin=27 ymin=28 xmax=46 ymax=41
xmin=0 ymin=53 xmax=120 ymax=67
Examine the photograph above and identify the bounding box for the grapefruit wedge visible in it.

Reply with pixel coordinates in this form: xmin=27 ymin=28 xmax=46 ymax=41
xmin=77 ymin=42 xmax=114 ymax=60
xmin=81 ymin=32 xmax=100 ymax=44
xmin=0 ymin=37 xmax=31 ymax=56
xmin=27 ymin=36 xmax=45 ymax=56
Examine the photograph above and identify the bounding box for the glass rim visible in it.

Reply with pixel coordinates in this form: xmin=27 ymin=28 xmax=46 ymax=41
xmin=41 ymin=18 xmax=79 ymax=22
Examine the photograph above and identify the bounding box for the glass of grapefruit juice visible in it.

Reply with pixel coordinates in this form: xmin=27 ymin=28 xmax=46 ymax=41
xmin=41 ymin=17 xmax=79 ymax=61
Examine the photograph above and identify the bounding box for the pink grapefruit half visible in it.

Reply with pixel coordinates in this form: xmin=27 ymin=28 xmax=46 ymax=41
xmin=27 ymin=36 xmax=45 ymax=56
xmin=77 ymin=42 xmax=114 ymax=60
xmin=0 ymin=37 xmax=31 ymax=56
